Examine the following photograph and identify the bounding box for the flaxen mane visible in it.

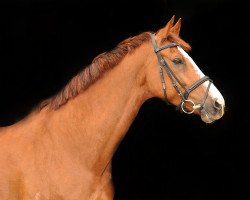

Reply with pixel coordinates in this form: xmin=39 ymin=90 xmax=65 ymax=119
xmin=38 ymin=31 xmax=190 ymax=110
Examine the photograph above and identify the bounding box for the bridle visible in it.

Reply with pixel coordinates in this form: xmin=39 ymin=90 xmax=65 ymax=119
xmin=151 ymin=33 xmax=212 ymax=114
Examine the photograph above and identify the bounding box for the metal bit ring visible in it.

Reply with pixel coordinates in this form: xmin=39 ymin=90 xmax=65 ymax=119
xmin=181 ymin=100 xmax=196 ymax=114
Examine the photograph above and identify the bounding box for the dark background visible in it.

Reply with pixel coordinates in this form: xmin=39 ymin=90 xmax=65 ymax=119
xmin=0 ymin=0 xmax=249 ymax=199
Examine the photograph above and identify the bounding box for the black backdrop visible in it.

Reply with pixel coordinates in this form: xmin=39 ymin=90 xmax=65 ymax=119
xmin=0 ymin=0 xmax=249 ymax=199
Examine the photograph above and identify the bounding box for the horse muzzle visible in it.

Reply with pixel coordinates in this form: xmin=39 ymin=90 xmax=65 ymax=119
xmin=200 ymin=98 xmax=225 ymax=123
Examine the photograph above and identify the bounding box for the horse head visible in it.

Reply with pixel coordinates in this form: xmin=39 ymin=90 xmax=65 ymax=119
xmin=145 ymin=16 xmax=225 ymax=123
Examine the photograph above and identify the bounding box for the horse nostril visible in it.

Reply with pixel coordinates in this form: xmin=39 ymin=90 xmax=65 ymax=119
xmin=213 ymin=99 xmax=222 ymax=111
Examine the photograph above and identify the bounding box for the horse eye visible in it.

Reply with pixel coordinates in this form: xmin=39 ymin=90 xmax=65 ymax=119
xmin=172 ymin=58 xmax=183 ymax=65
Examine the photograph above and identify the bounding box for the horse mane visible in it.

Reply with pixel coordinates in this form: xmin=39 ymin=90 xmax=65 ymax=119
xmin=38 ymin=31 xmax=190 ymax=110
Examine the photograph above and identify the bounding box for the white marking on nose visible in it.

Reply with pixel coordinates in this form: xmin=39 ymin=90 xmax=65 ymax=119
xmin=177 ymin=46 xmax=225 ymax=107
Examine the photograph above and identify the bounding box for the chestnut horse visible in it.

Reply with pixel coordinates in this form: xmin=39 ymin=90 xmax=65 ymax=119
xmin=0 ymin=16 xmax=225 ymax=200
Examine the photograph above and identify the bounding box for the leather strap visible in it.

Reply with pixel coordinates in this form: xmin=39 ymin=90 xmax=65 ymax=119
xmin=184 ymin=76 xmax=212 ymax=99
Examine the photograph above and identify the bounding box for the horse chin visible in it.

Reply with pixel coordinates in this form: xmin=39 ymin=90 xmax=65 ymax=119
xmin=201 ymin=112 xmax=215 ymax=124
xmin=200 ymin=108 xmax=223 ymax=124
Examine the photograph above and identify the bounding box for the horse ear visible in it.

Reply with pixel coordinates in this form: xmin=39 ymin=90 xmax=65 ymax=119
xmin=171 ymin=18 xmax=181 ymax=36
xmin=157 ymin=15 xmax=175 ymax=38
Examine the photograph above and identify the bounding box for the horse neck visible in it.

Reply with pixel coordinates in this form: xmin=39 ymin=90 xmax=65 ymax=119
xmin=48 ymin=43 xmax=151 ymax=174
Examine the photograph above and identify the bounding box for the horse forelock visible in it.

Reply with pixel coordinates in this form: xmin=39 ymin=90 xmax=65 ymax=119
xmin=38 ymin=32 xmax=152 ymax=110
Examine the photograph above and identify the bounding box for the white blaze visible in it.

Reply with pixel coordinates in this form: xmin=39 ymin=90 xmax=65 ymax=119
xmin=177 ymin=46 xmax=225 ymax=107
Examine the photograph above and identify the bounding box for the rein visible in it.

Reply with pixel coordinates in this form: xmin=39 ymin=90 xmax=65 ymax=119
xmin=151 ymin=33 xmax=212 ymax=114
